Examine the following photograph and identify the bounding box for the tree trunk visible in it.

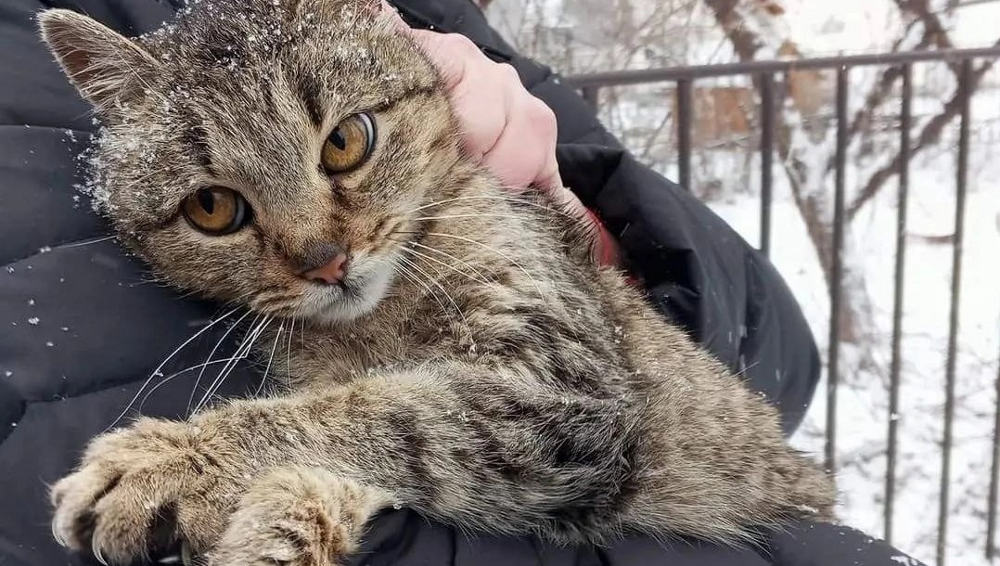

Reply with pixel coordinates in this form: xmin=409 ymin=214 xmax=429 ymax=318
xmin=702 ymin=0 xmax=872 ymax=348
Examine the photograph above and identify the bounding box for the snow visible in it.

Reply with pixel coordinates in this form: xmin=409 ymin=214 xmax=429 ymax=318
xmin=779 ymin=0 xmax=901 ymax=55
xmin=781 ymin=0 xmax=1000 ymax=56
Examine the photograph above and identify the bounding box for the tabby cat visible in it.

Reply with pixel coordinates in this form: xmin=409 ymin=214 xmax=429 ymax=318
xmin=39 ymin=1 xmax=835 ymax=564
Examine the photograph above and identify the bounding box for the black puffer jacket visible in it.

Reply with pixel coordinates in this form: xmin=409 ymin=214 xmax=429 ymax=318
xmin=0 ymin=0 xmax=923 ymax=565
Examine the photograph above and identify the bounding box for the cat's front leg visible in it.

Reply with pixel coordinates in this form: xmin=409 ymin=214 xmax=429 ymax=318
xmin=50 ymin=417 xmax=256 ymax=563
xmin=51 ymin=415 xmax=393 ymax=565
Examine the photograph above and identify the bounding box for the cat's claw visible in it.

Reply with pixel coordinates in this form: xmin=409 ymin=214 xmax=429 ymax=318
xmin=205 ymin=467 xmax=383 ymax=566
xmin=49 ymin=418 xmax=239 ymax=564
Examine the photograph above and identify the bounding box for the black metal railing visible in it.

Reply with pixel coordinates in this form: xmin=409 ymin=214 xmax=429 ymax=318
xmin=566 ymin=46 xmax=1000 ymax=565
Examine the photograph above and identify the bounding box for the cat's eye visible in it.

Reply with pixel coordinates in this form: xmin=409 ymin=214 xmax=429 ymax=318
xmin=182 ymin=187 xmax=249 ymax=235
xmin=321 ymin=112 xmax=377 ymax=174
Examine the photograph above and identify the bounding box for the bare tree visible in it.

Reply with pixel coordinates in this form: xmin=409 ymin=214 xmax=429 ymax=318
xmin=702 ymin=0 xmax=999 ymax=350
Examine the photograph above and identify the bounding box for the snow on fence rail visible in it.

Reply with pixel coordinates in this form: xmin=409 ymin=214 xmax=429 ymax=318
xmin=565 ymin=46 xmax=1000 ymax=565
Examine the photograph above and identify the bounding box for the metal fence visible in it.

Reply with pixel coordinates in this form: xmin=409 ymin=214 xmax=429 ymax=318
xmin=565 ymin=46 xmax=1000 ymax=565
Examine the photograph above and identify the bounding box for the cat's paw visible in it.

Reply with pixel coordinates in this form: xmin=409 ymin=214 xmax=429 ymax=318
xmin=205 ymin=467 xmax=389 ymax=566
xmin=50 ymin=418 xmax=243 ymax=564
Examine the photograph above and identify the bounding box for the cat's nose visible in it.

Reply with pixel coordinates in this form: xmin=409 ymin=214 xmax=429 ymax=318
xmin=303 ymin=253 xmax=349 ymax=285
xmin=296 ymin=243 xmax=349 ymax=285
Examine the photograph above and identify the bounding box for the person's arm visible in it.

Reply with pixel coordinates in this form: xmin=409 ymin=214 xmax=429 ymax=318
xmin=385 ymin=4 xmax=621 ymax=267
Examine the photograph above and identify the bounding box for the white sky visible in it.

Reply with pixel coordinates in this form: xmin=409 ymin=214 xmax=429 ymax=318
xmin=782 ymin=0 xmax=1000 ymax=55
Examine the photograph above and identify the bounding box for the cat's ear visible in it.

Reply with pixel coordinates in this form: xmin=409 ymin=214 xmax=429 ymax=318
xmin=38 ymin=9 xmax=159 ymax=110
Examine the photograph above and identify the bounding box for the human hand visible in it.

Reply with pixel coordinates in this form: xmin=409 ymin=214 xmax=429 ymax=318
xmin=382 ymin=4 xmax=620 ymax=266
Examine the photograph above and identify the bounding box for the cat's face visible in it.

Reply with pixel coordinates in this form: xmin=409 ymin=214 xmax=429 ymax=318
xmin=40 ymin=0 xmax=466 ymax=324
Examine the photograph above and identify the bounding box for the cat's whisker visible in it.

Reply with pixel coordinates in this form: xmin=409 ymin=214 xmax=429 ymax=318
xmin=255 ymin=321 xmax=285 ymax=398
xmin=211 ymin=289 xmax=262 ymax=311
xmin=187 ymin=309 xmax=256 ymax=415
xmin=392 ymin=263 xmax=441 ymax=312
xmin=59 ymin=235 xmax=116 ymax=249
xmin=396 ymin=255 xmax=472 ymax=336
xmin=105 ymin=307 xmax=242 ymax=431
xmin=195 ymin=315 xmax=272 ymax=414
xmin=138 ymin=354 xmax=254 ymax=411
xmin=413 ymin=213 xmax=531 ymax=223
xmin=176 ymin=289 xmax=201 ymax=300
xmin=392 ymin=261 xmax=459 ymax=331
xmin=425 ymin=231 xmax=546 ymax=300
xmin=192 ymin=315 xmax=263 ymax=414
xmin=250 ymin=290 xmax=305 ymax=312
xmin=401 ymin=245 xmax=489 ymax=285
xmin=299 ymin=314 xmax=305 ymax=351
xmin=405 ymin=241 xmax=493 ymax=284
xmin=260 ymin=301 xmax=306 ymax=316
xmin=286 ymin=317 xmax=296 ymax=385
xmin=196 ymin=317 xmax=270 ymax=412
xmin=388 ymin=234 xmax=538 ymax=298
xmin=264 ymin=307 xmax=300 ymax=319
xmin=403 ymin=194 xmax=537 ymax=214
xmin=385 ymin=234 xmax=422 ymax=247
xmin=213 ymin=315 xmax=273 ymax=406
xmin=403 ymin=194 xmax=578 ymax=221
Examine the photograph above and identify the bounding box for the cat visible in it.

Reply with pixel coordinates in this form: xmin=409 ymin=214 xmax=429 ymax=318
xmin=39 ymin=1 xmax=836 ymax=565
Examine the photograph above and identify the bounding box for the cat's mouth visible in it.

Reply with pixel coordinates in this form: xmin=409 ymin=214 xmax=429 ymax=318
xmin=294 ymin=259 xmax=395 ymax=325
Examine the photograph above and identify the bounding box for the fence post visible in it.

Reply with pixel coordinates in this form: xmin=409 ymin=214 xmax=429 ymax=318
xmin=988 ymin=339 xmax=1000 ymax=558
xmin=677 ymin=79 xmax=693 ymax=191
xmin=826 ymin=66 xmax=849 ymax=474
xmin=938 ymin=58 xmax=973 ymax=566
xmin=759 ymin=73 xmax=775 ymax=257
xmin=884 ymin=63 xmax=912 ymax=545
